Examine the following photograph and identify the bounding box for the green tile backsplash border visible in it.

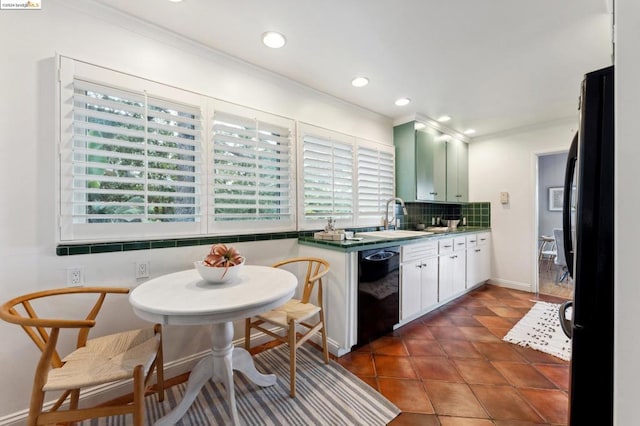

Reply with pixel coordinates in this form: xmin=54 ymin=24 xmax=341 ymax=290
xmin=56 ymin=232 xmax=300 ymax=256
xmin=56 ymin=205 xmax=490 ymax=256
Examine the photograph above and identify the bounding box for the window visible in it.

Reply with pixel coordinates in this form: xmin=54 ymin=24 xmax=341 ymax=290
xmin=70 ymin=79 xmax=202 ymax=224
xmin=59 ymin=58 xmax=391 ymax=242
xmin=60 ymin=57 xmax=296 ymax=242
xmin=298 ymin=124 xmax=396 ymax=230
xmin=209 ymin=106 xmax=295 ymax=234
xmin=357 ymin=141 xmax=395 ymax=225
xmin=60 ymin=58 xmax=207 ymax=242
xmin=299 ymin=124 xmax=355 ymax=230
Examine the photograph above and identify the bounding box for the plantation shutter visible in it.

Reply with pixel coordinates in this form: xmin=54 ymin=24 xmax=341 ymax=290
xmin=146 ymin=96 xmax=202 ymax=222
xmin=301 ymin=134 xmax=354 ymax=228
xmin=357 ymin=142 xmax=395 ymax=225
xmin=69 ymin=79 xmax=202 ymax=224
xmin=70 ymin=79 xmax=148 ymax=223
xmin=210 ymin=110 xmax=294 ymax=233
xmin=59 ymin=57 xmax=206 ymax=242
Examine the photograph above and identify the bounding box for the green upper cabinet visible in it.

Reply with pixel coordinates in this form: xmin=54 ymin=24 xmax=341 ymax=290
xmin=394 ymin=121 xmax=468 ymax=203
xmin=446 ymin=139 xmax=469 ymax=202
xmin=394 ymin=121 xmax=446 ymax=202
xmin=416 ymin=128 xmax=447 ymax=201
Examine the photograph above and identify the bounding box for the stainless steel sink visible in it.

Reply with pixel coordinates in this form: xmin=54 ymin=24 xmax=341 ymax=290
xmin=356 ymin=230 xmax=434 ymax=239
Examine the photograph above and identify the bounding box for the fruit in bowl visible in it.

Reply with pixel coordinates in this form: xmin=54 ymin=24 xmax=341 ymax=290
xmin=194 ymin=244 xmax=245 ymax=283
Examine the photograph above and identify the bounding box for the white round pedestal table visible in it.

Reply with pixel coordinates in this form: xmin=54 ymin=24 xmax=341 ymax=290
xmin=129 ymin=265 xmax=297 ymax=426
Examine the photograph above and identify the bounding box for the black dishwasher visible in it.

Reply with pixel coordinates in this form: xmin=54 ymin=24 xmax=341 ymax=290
xmin=356 ymin=246 xmax=400 ymax=346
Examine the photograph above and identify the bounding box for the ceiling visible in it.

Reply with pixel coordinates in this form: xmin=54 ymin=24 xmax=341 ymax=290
xmin=91 ymin=0 xmax=613 ymax=138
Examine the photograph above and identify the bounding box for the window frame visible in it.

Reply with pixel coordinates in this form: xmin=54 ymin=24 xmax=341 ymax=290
xmin=297 ymin=123 xmax=357 ymax=230
xmin=58 ymin=58 xmax=394 ymax=244
xmin=207 ymin=99 xmax=296 ymax=235
xmin=58 ymin=57 xmax=297 ymax=243
xmin=59 ymin=57 xmax=208 ymax=242
xmin=356 ymin=139 xmax=396 ymax=226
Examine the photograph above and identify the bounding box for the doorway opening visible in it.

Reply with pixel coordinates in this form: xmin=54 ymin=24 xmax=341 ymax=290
xmin=535 ymin=151 xmax=574 ymax=299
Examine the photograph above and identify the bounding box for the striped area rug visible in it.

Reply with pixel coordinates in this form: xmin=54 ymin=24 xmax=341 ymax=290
xmin=85 ymin=345 xmax=400 ymax=425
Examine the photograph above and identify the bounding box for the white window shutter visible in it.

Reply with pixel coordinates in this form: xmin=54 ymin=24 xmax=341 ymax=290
xmin=300 ymin=131 xmax=354 ymax=229
xmin=70 ymin=79 xmax=148 ymax=223
xmin=209 ymin=109 xmax=294 ymax=234
xmin=357 ymin=141 xmax=395 ymax=226
xmin=59 ymin=59 xmax=206 ymax=242
xmin=146 ymin=96 xmax=203 ymax=222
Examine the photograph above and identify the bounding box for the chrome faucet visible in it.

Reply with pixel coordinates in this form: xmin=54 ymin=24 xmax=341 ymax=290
xmin=384 ymin=197 xmax=408 ymax=230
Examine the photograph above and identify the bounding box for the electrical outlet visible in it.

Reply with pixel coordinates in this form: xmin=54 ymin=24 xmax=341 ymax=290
xmin=66 ymin=267 xmax=84 ymax=286
xmin=136 ymin=261 xmax=150 ymax=279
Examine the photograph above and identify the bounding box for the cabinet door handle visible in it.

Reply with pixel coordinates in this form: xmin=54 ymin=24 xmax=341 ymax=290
xmin=470 ymin=239 xmax=476 ymax=243
xmin=457 ymin=242 xmax=465 ymax=246
xmin=480 ymin=238 xmax=486 ymax=241
xmin=456 ymin=194 xmax=462 ymax=198
xmin=422 ymin=263 xmax=427 ymax=267
xmin=443 ymin=245 xmax=452 ymax=248
xmin=416 ymin=264 xmax=423 ymax=269
xmin=475 ymin=249 xmax=481 ymax=252
xmin=429 ymin=192 xmax=438 ymax=195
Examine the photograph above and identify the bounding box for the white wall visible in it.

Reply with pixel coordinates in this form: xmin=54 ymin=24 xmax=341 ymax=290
xmin=614 ymin=0 xmax=640 ymax=423
xmin=0 ymin=1 xmax=391 ymax=422
xmin=468 ymin=120 xmax=577 ymax=291
xmin=538 ymin=153 xmax=568 ymax=238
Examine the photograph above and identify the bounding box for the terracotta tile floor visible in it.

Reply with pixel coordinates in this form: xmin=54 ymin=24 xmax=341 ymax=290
xmin=337 ymin=284 xmax=571 ymax=425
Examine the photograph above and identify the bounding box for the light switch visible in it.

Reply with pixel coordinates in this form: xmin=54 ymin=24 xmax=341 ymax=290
xmin=500 ymin=192 xmax=509 ymax=204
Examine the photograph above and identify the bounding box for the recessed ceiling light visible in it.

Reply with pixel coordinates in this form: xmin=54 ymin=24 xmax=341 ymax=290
xmin=351 ymin=77 xmax=369 ymax=88
xmin=414 ymin=122 xmax=426 ymax=130
xmin=395 ymin=98 xmax=411 ymax=106
xmin=437 ymin=115 xmax=451 ymax=122
xmin=262 ymin=31 xmax=286 ymax=49
xmin=463 ymin=129 xmax=476 ymax=135
xmin=168 ymin=0 xmax=183 ymax=2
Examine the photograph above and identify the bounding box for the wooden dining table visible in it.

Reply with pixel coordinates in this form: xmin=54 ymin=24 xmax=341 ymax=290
xmin=129 ymin=265 xmax=297 ymax=425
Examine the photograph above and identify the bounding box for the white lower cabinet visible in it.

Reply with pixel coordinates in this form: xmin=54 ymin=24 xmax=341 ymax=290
xmin=466 ymin=232 xmax=491 ymax=287
xmin=400 ymin=241 xmax=438 ymax=321
xmin=397 ymin=232 xmax=491 ymax=324
xmin=439 ymin=237 xmax=466 ymax=301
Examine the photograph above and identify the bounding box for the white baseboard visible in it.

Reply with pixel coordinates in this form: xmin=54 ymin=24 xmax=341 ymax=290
xmin=489 ymin=278 xmax=533 ymax=293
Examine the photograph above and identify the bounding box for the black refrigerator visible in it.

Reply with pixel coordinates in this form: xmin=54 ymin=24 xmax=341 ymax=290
xmin=559 ymin=65 xmax=614 ymax=425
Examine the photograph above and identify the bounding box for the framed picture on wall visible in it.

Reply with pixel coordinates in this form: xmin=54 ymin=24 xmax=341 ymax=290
xmin=548 ymin=187 xmax=564 ymax=211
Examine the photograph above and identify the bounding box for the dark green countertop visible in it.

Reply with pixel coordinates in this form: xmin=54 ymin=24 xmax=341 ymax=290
xmin=298 ymin=227 xmax=491 ymax=253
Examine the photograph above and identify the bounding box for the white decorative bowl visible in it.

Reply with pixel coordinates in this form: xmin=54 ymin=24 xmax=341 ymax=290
xmin=194 ymin=259 xmax=245 ymax=284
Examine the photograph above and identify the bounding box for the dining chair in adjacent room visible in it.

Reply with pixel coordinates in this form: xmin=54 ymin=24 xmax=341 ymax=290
xmin=0 ymin=287 xmax=165 ymax=426
xmin=538 ymin=235 xmax=557 ymax=271
xmin=245 ymin=257 xmax=330 ymax=397
xmin=553 ymin=228 xmax=570 ymax=284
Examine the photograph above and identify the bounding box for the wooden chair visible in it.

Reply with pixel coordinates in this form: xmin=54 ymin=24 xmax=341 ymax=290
xmin=245 ymin=257 xmax=330 ymax=397
xmin=0 ymin=287 xmax=164 ymax=426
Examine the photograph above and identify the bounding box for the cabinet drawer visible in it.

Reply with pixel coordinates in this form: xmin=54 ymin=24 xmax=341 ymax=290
xmin=402 ymin=241 xmax=438 ymax=262
xmin=466 ymin=234 xmax=478 ymax=247
xmin=477 ymin=232 xmax=491 ymax=246
xmin=438 ymin=238 xmax=454 ymax=254
xmin=454 ymin=237 xmax=467 ymax=251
